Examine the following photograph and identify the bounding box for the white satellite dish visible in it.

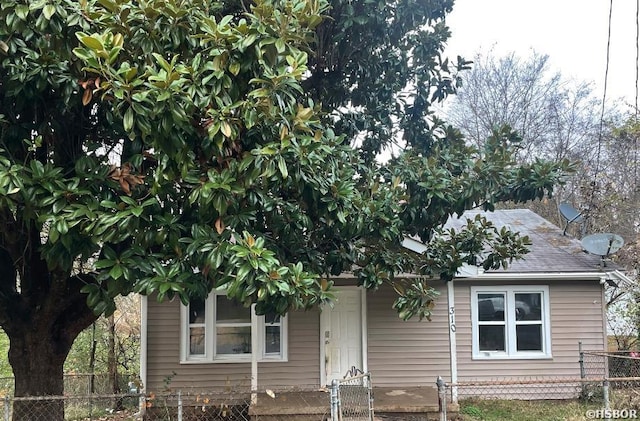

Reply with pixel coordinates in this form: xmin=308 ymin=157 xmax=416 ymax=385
xmin=581 ymin=233 xmax=624 ymax=263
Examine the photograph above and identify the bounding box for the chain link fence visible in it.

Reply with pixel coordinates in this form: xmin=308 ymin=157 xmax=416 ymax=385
xmin=0 ymin=393 xmax=142 ymax=420
xmin=0 ymin=373 xmax=373 ymax=420
xmin=581 ymin=349 xmax=640 ymax=388
xmin=0 ymin=373 xmax=142 ymax=420
xmin=0 ymin=373 xmax=140 ymax=397
xmin=434 ymin=344 xmax=640 ymax=420
xmin=144 ymin=390 xmax=250 ymax=421
xmin=438 ymin=377 xmax=640 ymax=421
xmin=2 ymin=347 xmax=639 ymax=420
xmin=443 ymin=377 xmax=587 ymax=401
xmin=144 ymin=377 xmax=373 ymax=421
xmin=145 ymin=387 xmax=330 ymax=421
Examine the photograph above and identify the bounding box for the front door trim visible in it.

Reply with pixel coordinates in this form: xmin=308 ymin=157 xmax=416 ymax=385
xmin=319 ymin=286 xmax=367 ymax=386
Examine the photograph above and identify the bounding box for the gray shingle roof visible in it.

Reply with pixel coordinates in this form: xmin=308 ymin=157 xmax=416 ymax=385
xmin=444 ymin=209 xmax=616 ymax=273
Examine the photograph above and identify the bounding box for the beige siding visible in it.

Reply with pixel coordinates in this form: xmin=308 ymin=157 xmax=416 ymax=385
xmin=146 ymin=279 xmax=603 ymax=392
xmin=454 ymin=280 xmax=606 ymax=381
xmin=367 ymin=283 xmax=452 ymax=386
xmin=258 ymin=308 xmax=320 ymax=388
xmin=146 ymin=282 xmax=454 ymax=391
xmin=145 ymin=298 xmax=320 ymax=392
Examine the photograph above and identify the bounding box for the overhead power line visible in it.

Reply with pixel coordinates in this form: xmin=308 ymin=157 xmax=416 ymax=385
xmin=590 ymin=0 xmax=614 ymax=214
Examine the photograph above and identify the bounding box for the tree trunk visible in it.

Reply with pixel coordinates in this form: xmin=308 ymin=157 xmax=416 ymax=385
xmin=89 ymin=323 xmax=97 ymax=394
xmin=107 ymin=314 xmax=124 ymax=410
xmin=0 ymin=204 xmax=100 ymax=420
xmin=1 ymin=274 xmax=99 ymax=421
xmin=8 ymin=327 xmax=69 ymax=421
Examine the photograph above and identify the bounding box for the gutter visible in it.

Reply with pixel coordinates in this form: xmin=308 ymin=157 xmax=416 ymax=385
xmin=456 ymin=271 xmax=626 ymax=281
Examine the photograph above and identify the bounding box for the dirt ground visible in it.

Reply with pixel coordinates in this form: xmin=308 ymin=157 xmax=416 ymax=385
xmin=81 ymin=410 xmax=139 ymax=421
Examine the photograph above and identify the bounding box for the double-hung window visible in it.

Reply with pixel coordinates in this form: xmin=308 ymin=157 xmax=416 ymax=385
xmin=181 ymin=292 xmax=288 ymax=363
xmin=471 ymin=285 xmax=551 ymax=359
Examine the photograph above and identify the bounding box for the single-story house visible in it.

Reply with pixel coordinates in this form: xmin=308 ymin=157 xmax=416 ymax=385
xmin=139 ymin=209 xmax=631 ymax=416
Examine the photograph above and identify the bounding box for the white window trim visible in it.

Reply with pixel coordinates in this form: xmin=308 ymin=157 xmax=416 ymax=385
xmin=183 ymin=296 xmax=212 ymax=362
xmin=470 ymin=285 xmax=551 ymax=360
xmin=180 ymin=292 xmax=288 ymax=364
xmin=259 ymin=312 xmax=288 ymax=361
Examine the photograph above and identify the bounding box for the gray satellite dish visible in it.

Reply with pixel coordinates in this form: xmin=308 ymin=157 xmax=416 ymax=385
xmin=581 ymin=233 xmax=624 ymax=264
xmin=559 ymin=203 xmax=585 ymax=235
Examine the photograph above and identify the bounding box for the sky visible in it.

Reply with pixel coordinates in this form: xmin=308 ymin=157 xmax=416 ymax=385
xmin=444 ymin=0 xmax=640 ymax=105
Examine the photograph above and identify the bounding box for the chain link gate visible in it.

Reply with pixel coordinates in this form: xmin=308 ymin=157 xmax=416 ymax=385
xmin=330 ymin=368 xmax=374 ymax=421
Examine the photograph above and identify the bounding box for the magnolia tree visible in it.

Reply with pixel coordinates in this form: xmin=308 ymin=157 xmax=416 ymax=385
xmin=0 ymin=0 xmax=570 ymax=418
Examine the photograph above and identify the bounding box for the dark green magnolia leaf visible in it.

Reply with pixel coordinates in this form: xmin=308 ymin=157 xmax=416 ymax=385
xmin=123 ymin=107 xmax=134 ymax=132
xmin=80 ymin=35 xmax=103 ymax=51
xmin=277 ymin=156 xmax=288 ymax=178
xmin=97 ymin=0 xmax=118 ymax=12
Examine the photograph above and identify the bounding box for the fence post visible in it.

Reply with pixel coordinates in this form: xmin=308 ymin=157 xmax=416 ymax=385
xmin=3 ymin=396 xmax=9 ymax=421
xmin=578 ymin=341 xmax=587 ymax=397
xmin=88 ymin=375 xmax=94 ymax=421
xmin=579 ymin=341 xmax=585 ymax=379
xmin=366 ymin=373 xmax=374 ymax=420
xmin=177 ymin=390 xmax=183 ymax=421
xmin=139 ymin=391 xmax=146 ymax=420
xmin=436 ymin=376 xmax=447 ymax=421
xmin=603 ymin=379 xmax=610 ymax=421
xmin=330 ymin=379 xmax=340 ymax=421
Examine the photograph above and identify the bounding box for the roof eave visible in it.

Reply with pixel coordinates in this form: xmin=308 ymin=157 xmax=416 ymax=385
xmin=454 ymin=270 xmax=630 ymax=282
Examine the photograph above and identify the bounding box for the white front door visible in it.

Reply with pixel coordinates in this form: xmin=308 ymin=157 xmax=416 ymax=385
xmin=321 ymin=288 xmax=364 ymax=384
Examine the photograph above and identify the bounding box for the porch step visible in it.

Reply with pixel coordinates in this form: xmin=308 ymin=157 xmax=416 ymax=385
xmin=248 ymin=386 xmax=457 ymax=421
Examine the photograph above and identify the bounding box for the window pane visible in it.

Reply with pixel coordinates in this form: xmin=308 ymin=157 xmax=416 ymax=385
xmin=515 ymin=293 xmax=542 ymax=321
xmin=216 ymin=296 xmax=251 ymax=323
xmin=216 ymin=326 xmax=251 ymax=355
xmin=516 ymin=325 xmax=543 ymax=351
xmin=190 ymin=327 xmax=205 ymax=355
xmin=479 ymin=325 xmax=505 ymax=351
xmin=265 ymin=326 xmax=281 ymax=354
xmin=477 ymin=294 xmax=505 ymax=321
xmin=265 ymin=312 xmax=281 ymax=324
xmin=189 ymin=299 xmax=206 ymax=324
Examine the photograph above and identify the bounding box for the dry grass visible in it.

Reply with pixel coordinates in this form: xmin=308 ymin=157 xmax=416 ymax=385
xmin=455 ymin=398 xmax=603 ymax=421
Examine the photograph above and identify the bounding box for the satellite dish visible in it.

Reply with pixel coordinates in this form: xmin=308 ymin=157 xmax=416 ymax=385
xmin=581 ymin=233 xmax=624 ymax=261
xmin=559 ymin=203 xmax=585 ymax=235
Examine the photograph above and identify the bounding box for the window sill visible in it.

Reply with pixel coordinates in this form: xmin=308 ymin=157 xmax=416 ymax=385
xmin=180 ymin=357 xmax=288 ymax=364
xmin=472 ymin=352 xmax=552 ymax=361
